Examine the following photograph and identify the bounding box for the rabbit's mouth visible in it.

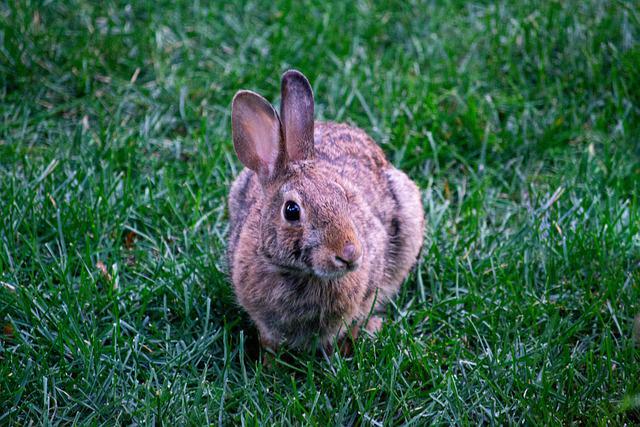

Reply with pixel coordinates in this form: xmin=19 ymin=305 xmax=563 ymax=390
xmin=272 ymin=263 xmax=356 ymax=280
xmin=312 ymin=256 xmax=362 ymax=280
xmin=312 ymin=268 xmax=352 ymax=281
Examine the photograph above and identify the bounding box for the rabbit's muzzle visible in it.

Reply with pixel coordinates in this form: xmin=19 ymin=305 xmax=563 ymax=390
xmin=311 ymin=221 xmax=363 ymax=279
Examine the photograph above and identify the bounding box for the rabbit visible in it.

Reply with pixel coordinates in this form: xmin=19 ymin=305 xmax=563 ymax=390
xmin=227 ymin=70 xmax=424 ymax=353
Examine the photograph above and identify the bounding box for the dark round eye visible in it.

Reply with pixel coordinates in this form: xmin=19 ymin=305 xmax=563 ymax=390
xmin=283 ymin=201 xmax=300 ymax=221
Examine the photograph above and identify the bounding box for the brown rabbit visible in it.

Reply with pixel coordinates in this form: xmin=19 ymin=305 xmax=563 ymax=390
xmin=227 ymin=70 xmax=424 ymax=353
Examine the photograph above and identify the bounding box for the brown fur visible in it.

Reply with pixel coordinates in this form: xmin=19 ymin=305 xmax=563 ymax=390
xmin=228 ymin=70 xmax=424 ymax=351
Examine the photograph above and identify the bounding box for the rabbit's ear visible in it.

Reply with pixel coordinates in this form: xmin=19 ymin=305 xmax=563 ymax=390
xmin=232 ymin=90 xmax=284 ymax=180
xmin=280 ymin=70 xmax=315 ymax=161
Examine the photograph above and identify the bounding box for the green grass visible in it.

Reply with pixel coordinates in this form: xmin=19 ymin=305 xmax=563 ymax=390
xmin=1 ymin=0 xmax=639 ymax=424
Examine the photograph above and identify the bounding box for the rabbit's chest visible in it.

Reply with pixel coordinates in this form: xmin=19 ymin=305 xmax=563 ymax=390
xmin=266 ymin=273 xmax=367 ymax=345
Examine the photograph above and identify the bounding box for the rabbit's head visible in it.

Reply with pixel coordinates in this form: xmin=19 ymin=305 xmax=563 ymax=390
xmin=231 ymin=71 xmax=363 ymax=280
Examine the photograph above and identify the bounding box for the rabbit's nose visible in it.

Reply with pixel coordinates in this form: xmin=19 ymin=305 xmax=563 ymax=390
xmin=342 ymin=243 xmax=358 ymax=262
xmin=334 ymin=242 xmax=362 ymax=270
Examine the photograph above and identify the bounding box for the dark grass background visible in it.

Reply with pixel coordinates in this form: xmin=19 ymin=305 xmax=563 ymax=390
xmin=1 ymin=0 xmax=639 ymax=424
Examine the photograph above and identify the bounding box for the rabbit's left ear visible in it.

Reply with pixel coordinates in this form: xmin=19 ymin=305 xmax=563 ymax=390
xmin=280 ymin=70 xmax=315 ymax=161
xmin=232 ymin=90 xmax=284 ymax=181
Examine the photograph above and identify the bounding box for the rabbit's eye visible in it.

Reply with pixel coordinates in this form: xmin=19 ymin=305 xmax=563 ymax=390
xmin=283 ymin=201 xmax=301 ymax=221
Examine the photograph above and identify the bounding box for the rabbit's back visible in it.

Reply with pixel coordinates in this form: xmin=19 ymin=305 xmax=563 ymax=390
xmin=313 ymin=122 xmax=393 ymax=219
xmin=314 ymin=122 xmax=389 ymax=171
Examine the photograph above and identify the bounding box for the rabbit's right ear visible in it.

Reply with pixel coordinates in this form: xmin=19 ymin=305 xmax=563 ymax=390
xmin=232 ymin=90 xmax=284 ymax=180
xmin=280 ymin=70 xmax=314 ymax=161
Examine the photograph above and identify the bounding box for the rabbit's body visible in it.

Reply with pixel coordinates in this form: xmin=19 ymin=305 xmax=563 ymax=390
xmin=228 ymin=71 xmax=423 ymax=351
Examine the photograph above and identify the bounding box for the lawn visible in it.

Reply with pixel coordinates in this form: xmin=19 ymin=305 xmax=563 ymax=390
xmin=1 ymin=0 xmax=639 ymax=424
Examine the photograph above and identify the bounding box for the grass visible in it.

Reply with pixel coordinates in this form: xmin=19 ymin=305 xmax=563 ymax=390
xmin=1 ymin=0 xmax=639 ymax=424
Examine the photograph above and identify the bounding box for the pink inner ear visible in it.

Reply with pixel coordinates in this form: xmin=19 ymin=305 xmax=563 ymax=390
xmin=244 ymin=108 xmax=280 ymax=174
xmin=232 ymin=91 xmax=282 ymax=178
